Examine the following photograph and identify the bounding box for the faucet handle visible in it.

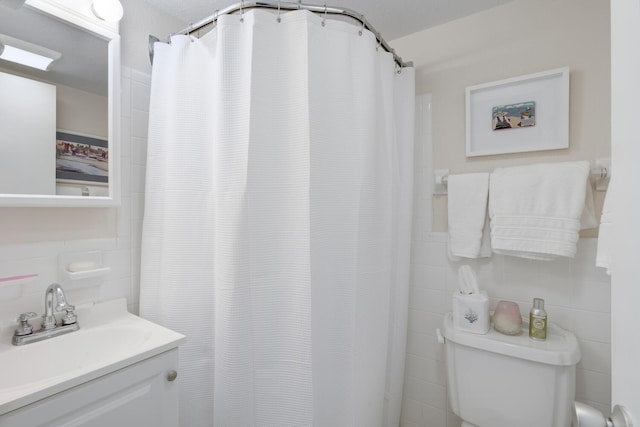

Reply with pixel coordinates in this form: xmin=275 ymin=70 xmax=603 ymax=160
xmin=15 ymin=312 xmax=37 ymax=336
xmin=60 ymin=304 xmax=77 ymax=326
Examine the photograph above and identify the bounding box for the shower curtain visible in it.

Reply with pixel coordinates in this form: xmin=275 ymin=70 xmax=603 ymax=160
xmin=140 ymin=9 xmax=414 ymax=427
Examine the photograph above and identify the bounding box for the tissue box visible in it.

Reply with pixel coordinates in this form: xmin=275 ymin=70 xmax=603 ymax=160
xmin=452 ymin=291 xmax=490 ymax=334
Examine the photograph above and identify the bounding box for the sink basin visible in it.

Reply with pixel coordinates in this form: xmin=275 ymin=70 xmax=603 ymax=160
xmin=0 ymin=298 xmax=184 ymax=415
xmin=2 ymin=325 xmax=150 ymax=390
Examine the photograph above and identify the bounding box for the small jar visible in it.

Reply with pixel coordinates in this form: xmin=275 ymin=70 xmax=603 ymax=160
xmin=493 ymin=300 xmax=522 ymax=335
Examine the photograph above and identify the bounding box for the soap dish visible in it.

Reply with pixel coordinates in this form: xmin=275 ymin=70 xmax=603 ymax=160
xmin=63 ymin=267 xmax=110 ymax=281
xmin=59 ymin=251 xmax=110 ymax=281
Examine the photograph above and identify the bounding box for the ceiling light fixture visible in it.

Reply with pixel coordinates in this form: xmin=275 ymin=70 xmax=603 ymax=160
xmin=91 ymin=0 xmax=124 ymax=22
xmin=0 ymin=34 xmax=61 ymax=71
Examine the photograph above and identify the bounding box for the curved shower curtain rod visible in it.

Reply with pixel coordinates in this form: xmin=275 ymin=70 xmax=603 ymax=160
xmin=148 ymin=0 xmax=412 ymax=69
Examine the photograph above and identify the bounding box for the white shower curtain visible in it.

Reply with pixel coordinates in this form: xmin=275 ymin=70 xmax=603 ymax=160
xmin=140 ymin=9 xmax=414 ymax=427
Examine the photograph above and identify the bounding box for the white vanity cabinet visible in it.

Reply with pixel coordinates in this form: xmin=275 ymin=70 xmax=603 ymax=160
xmin=0 ymin=348 xmax=179 ymax=427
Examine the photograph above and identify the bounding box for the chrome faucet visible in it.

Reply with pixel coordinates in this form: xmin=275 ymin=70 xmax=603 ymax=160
xmin=12 ymin=283 xmax=80 ymax=346
xmin=42 ymin=283 xmax=77 ymax=330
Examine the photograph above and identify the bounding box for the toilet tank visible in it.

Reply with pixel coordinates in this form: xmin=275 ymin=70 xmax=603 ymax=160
xmin=441 ymin=312 xmax=581 ymax=427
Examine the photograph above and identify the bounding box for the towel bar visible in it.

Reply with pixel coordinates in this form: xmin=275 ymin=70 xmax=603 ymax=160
xmin=433 ymin=158 xmax=611 ymax=194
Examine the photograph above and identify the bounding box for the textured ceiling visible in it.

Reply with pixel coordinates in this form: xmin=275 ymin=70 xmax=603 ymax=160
xmin=142 ymin=0 xmax=514 ymax=41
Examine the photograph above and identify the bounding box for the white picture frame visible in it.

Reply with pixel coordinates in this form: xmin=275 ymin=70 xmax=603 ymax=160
xmin=465 ymin=67 xmax=570 ymax=157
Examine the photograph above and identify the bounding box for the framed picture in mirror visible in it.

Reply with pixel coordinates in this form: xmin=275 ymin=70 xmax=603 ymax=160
xmin=55 ymin=131 xmax=108 ymax=186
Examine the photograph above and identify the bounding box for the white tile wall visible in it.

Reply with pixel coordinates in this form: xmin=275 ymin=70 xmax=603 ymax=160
xmin=400 ymin=96 xmax=612 ymax=427
xmin=125 ymin=67 xmax=152 ymax=312
xmin=0 ymin=66 xmax=151 ymax=323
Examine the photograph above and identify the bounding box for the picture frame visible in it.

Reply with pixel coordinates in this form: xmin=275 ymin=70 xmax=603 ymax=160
xmin=465 ymin=67 xmax=570 ymax=157
xmin=56 ymin=131 xmax=109 ymax=186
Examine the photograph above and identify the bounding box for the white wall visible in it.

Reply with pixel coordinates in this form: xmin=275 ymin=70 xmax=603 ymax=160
xmin=119 ymin=0 xmax=185 ymax=75
xmin=393 ymin=0 xmax=610 ymax=232
xmin=57 ymin=84 xmax=108 ymax=137
xmin=392 ymin=0 xmax=612 ymax=425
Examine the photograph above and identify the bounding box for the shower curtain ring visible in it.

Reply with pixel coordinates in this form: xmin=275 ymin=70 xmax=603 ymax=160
xmin=322 ymin=4 xmax=327 ymax=27
xmin=376 ymin=32 xmax=382 ymax=51
xmin=358 ymin=15 xmax=365 ymax=36
xmin=277 ymin=0 xmax=281 ymax=22
xmin=188 ymin=23 xmax=195 ymax=42
xmin=240 ymin=0 xmax=245 ymax=22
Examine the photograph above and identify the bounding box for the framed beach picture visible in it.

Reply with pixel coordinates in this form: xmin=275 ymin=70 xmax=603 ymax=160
xmin=466 ymin=67 xmax=570 ymax=157
xmin=492 ymin=101 xmax=536 ymax=131
xmin=56 ymin=131 xmax=109 ymax=185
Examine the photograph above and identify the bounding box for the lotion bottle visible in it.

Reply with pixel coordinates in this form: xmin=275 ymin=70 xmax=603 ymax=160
xmin=529 ymin=298 xmax=547 ymax=340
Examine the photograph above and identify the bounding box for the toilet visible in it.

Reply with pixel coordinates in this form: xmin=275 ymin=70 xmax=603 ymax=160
xmin=440 ymin=312 xmax=581 ymax=427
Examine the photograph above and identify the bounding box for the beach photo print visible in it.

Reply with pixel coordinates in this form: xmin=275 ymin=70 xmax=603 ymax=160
xmin=492 ymin=101 xmax=536 ymax=131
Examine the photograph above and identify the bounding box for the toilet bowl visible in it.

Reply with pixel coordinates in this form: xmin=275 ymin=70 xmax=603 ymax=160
xmin=440 ymin=312 xmax=581 ymax=427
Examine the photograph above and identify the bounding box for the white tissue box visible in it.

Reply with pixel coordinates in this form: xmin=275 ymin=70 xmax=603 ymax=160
xmin=452 ymin=291 xmax=490 ymax=334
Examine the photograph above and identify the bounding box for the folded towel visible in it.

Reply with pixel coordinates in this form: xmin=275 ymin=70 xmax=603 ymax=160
xmin=447 ymin=173 xmax=490 ymax=259
xmin=596 ymin=176 xmax=614 ymax=274
xmin=489 ymin=161 xmax=596 ymax=260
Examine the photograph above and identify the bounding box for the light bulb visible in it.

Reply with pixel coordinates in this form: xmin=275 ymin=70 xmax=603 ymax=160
xmin=92 ymin=0 xmax=124 ymax=22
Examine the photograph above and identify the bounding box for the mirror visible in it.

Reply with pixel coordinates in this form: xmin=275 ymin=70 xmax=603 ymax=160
xmin=0 ymin=0 xmax=120 ymax=207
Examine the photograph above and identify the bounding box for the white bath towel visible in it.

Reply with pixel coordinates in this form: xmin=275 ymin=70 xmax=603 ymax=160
xmin=448 ymin=173 xmax=491 ymax=259
xmin=489 ymin=161 xmax=596 ymax=260
xmin=596 ymin=176 xmax=614 ymax=275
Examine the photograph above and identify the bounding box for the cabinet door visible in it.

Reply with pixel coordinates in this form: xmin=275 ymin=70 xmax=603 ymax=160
xmin=0 ymin=349 xmax=179 ymax=427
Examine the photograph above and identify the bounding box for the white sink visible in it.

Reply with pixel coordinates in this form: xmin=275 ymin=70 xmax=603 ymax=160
xmin=0 ymin=298 xmax=185 ymax=415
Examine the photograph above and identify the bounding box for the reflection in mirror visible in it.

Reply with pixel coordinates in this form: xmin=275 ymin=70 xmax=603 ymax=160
xmin=0 ymin=1 xmax=118 ymax=205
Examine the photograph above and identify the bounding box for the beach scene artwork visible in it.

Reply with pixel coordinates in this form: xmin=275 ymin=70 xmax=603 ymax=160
xmin=492 ymin=101 xmax=536 ymax=131
xmin=56 ymin=131 xmax=108 ymax=184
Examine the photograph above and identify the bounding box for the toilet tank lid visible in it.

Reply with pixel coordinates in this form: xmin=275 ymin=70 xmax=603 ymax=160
xmin=442 ymin=312 xmax=581 ymax=366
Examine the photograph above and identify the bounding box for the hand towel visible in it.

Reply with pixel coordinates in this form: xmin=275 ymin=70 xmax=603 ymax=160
xmin=447 ymin=173 xmax=491 ymax=259
xmin=596 ymin=176 xmax=614 ymax=275
xmin=489 ymin=161 xmax=595 ymax=260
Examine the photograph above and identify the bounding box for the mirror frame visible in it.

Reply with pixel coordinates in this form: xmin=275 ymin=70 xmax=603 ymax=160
xmin=0 ymin=0 xmax=121 ymax=207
